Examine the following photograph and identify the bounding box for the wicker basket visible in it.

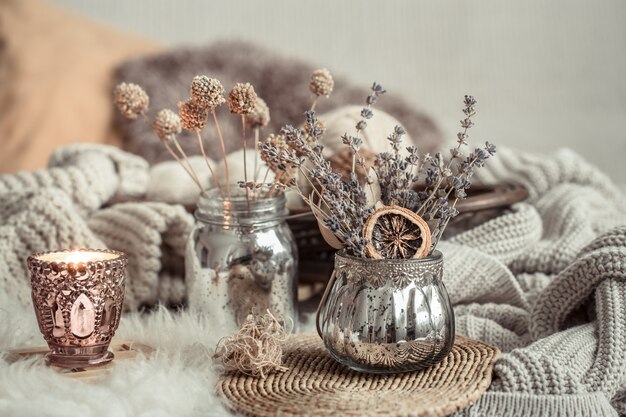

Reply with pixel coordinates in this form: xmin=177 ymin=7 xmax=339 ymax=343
xmin=288 ymin=183 xmax=528 ymax=284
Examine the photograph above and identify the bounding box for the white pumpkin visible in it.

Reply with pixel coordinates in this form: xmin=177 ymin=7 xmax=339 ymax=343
xmin=147 ymin=156 xmax=213 ymax=206
xmin=296 ymin=105 xmax=413 ymax=198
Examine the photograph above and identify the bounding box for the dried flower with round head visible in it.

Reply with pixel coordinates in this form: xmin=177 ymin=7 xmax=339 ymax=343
xmin=114 ymin=82 xmax=149 ymax=119
xmin=246 ymin=97 xmax=271 ymax=128
xmin=227 ymin=83 xmax=258 ymax=115
xmin=309 ymin=68 xmax=334 ymax=97
xmin=178 ymin=99 xmax=209 ymax=130
xmin=152 ymin=109 xmax=182 ymax=141
xmin=190 ymin=75 xmax=226 ymax=110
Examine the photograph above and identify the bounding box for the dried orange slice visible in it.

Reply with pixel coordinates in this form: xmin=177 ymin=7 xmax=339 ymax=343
xmin=364 ymin=205 xmax=431 ymax=259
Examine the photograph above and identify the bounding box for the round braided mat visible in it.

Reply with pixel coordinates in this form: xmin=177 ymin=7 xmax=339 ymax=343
xmin=218 ymin=333 xmax=500 ymax=417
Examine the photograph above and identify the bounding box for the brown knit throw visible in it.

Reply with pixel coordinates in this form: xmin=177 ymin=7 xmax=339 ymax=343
xmin=219 ymin=333 xmax=499 ymax=417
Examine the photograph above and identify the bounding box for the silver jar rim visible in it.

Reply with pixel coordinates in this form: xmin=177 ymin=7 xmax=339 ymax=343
xmin=335 ymin=249 xmax=443 ymax=266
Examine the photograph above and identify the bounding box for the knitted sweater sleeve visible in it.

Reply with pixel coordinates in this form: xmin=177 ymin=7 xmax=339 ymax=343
xmin=88 ymin=202 xmax=193 ymax=310
xmin=449 ymin=148 xmax=626 ymax=416
xmin=0 ymin=144 xmax=149 ymax=216
xmin=0 ymin=144 xmax=192 ymax=311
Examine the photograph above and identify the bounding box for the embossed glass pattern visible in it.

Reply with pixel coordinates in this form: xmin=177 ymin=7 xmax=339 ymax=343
xmin=27 ymin=249 xmax=127 ymax=368
xmin=186 ymin=187 xmax=298 ymax=336
xmin=316 ymin=250 xmax=454 ymax=373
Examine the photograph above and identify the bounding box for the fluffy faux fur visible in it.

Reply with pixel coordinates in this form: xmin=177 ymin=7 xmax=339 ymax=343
xmin=0 ymin=290 xmax=229 ymax=417
xmin=0 ymin=289 xmax=318 ymax=417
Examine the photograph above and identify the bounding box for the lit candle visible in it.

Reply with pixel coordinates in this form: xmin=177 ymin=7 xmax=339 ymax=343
xmin=35 ymin=250 xmax=118 ymax=264
xmin=27 ymin=249 xmax=127 ymax=368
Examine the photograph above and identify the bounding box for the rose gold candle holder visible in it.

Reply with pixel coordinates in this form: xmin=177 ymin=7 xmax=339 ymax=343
xmin=27 ymin=249 xmax=127 ymax=368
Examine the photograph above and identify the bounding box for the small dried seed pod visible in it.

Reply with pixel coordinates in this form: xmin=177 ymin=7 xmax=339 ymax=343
xmin=113 ymin=82 xmax=149 ymax=119
xmin=309 ymin=68 xmax=334 ymax=97
xmin=190 ymin=75 xmax=226 ymax=110
xmin=227 ymin=82 xmax=258 ymax=115
xmin=152 ymin=109 xmax=182 ymax=141
xmin=246 ymin=97 xmax=271 ymax=128
xmin=178 ymin=99 xmax=209 ymax=130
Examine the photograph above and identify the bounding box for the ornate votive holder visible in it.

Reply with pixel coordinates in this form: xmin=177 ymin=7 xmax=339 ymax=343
xmin=27 ymin=249 xmax=127 ymax=368
xmin=316 ymin=250 xmax=455 ymax=374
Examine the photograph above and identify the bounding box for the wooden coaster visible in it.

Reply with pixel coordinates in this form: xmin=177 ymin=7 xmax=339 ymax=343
xmin=5 ymin=341 xmax=155 ymax=381
xmin=219 ymin=333 xmax=500 ymax=417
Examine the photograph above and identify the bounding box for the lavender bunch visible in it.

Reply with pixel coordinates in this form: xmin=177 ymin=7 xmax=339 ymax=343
xmin=259 ymin=83 xmax=388 ymax=257
xmin=260 ymin=85 xmax=496 ymax=257
xmin=415 ymin=96 xmax=496 ymax=245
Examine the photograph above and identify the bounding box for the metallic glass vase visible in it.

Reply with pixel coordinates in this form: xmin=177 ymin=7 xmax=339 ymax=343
xmin=186 ymin=187 xmax=298 ymax=335
xmin=27 ymin=249 xmax=127 ymax=368
xmin=316 ymin=250 xmax=454 ymax=374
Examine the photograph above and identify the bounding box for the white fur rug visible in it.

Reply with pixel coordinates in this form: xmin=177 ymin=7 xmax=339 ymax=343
xmin=0 ymin=289 xmax=316 ymax=417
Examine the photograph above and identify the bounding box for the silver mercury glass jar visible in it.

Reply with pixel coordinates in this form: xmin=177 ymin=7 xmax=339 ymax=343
xmin=316 ymin=250 xmax=454 ymax=374
xmin=186 ymin=186 xmax=298 ymax=335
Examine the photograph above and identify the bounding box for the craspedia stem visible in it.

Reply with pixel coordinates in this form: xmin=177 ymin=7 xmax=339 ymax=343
xmin=253 ymin=128 xmax=260 ymax=184
xmin=241 ymin=115 xmax=250 ymax=207
xmin=171 ymin=136 xmax=206 ymax=195
xmin=163 ymin=140 xmax=207 ymax=196
xmin=211 ymin=110 xmax=230 ymax=199
xmin=195 ymin=130 xmax=223 ymax=197
xmin=262 ymin=166 xmax=271 ymax=185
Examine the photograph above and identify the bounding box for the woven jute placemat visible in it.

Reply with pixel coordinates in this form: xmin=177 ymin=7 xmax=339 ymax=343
xmin=218 ymin=333 xmax=500 ymax=417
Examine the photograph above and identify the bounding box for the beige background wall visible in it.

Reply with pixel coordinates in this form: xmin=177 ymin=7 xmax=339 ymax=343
xmin=53 ymin=0 xmax=626 ymax=182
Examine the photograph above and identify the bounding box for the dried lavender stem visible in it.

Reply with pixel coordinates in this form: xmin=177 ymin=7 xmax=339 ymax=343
xmin=355 ymin=149 xmax=375 ymax=197
xmin=170 ymin=136 xmax=207 ymax=195
xmin=418 ymin=126 xmax=472 ymax=216
xmin=195 ymin=130 xmax=223 ymax=197
xmin=446 ymin=124 xmax=471 ymax=171
xmin=299 ymin=166 xmax=356 ymax=234
xmin=298 ymin=166 xmax=333 ymax=212
xmin=298 ymin=165 xmax=350 ymax=227
xmin=241 ymin=115 xmax=250 ymax=206
xmin=357 ymin=103 xmax=374 ymax=149
xmin=416 ymin=176 xmax=444 ymax=215
xmin=426 ymin=154 xmax=480 ymax=218
xmin=431 ymin=198 xmax=458 ymax=251
xmin=294 ymin=182 xmax=351 ymax=239
xmin=211 ymin=110 xmax=231 ymax=199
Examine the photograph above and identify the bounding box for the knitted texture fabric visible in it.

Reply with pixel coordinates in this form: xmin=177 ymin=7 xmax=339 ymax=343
xmin=446 ymin=147 xmax=626 ymax=416
xmin=0 ymin=144 xmax=194 ymax=310
xmin=0 ymin=144 xmax=625 ymax=416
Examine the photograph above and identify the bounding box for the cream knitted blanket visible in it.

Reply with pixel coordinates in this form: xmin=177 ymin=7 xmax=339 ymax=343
xmin=0 ymin=144 xmax=625 ymax=417
xmin=0 ymin=144 xmax=194 ymax=310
